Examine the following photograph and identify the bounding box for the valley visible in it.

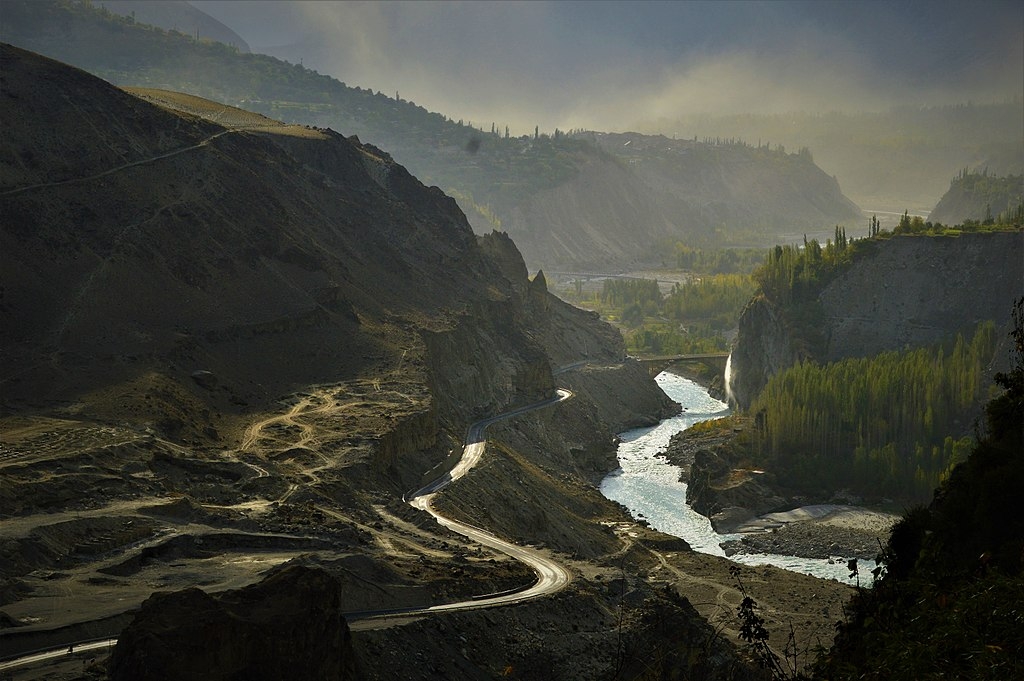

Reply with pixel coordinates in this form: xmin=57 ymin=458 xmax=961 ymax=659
xmin=1 ymin=2 xmax=1022 ymax=679
xmin=0 ymin=43 xmax=849 ymax=679
xmin=1 ymin=359 xmax=858 ymax=680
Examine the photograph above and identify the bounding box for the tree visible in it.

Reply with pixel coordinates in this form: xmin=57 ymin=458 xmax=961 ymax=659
xmin=895 ymin=210 xmax=911 ymax=234
xmin=621 ymin=303 xmax=644 ymax=328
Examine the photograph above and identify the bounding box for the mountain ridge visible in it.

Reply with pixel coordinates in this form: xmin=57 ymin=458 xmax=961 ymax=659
xmin=1 ymin=0 xmax=864 ymax=270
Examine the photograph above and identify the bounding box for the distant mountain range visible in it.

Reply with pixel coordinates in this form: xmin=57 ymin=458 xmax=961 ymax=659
xmin=1 ymin=0 xmax=863 ymax=270
xmin=639 ymin=106 xmax=1024 ymax=214
xmin=97 ymin=0 xmax=250 ymax=52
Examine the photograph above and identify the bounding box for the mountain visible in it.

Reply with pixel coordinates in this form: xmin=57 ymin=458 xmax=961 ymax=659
xmin=640 ymin=105 xmax=1024 ymax=215
xmin=582 ymin=131 xmax=861 ymax=240
xmin=928 ymin=170 xmax=1024 ymax=225
xmin=97 ymin=0 xmax=251 ymax=52
xmin=0 ymin=43 xmax=526 ymax=428
xmin=0 ymin=0 xmax=864 ymax=270
xmin=1 ymin=39 xmax=664 ymax=470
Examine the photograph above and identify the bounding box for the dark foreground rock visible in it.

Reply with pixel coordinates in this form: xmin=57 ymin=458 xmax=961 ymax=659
xmin=109 ymin=565 xmax=356 ymax=681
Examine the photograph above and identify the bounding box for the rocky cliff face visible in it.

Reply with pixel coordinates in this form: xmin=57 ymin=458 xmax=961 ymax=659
xmin=818 ymin=232 xmax=1023 ymax=361
xmin=729 ymin=295 xmax=804 ymax=411
xmin=730 ymin=231 xmax=1024 ymax=410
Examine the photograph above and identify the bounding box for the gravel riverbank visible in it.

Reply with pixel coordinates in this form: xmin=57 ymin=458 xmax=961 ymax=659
xmin=722 ymin=505 xmax=900 ymax=561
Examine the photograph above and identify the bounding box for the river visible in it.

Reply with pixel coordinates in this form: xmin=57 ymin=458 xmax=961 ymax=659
xmin=600 ymin=371 xmax=869 ymax=584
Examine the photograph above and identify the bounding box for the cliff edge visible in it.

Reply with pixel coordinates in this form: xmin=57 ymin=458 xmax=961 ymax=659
xmin=731 ymin=231 xmax=1023 ymax=410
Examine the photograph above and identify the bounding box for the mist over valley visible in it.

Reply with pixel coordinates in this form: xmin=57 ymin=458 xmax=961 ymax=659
xmin=1 ymin=2 xmax=1022 ymax=679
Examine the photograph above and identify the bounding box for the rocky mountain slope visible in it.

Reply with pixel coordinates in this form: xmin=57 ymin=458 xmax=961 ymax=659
xmin=583 ymin=132 xmax=861 ymax=237
xmin=1 ymin=0 xmax=864 ymax=271
xmin=0 ymin=44 xmax=862 ymax=680
xmin=729 ymin=231 xmax=1024 ymax=410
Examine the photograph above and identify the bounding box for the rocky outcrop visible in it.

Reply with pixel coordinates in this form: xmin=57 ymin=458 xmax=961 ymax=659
xmin=420 ymin=302 xmax=554 ymax=424
xmin=728 ymin=295 xmax=804 ymax=411
xmin=108 ymin=565 xmax=357 ymax=681
xmin=374 ymin=408 xmax=439 ymax=474
xmin=477 ymin=230 xmax=529 ymax=296
xmin=686 ymin=447 xmax=790 ymax=533
xmin=730 ymin=231 xmax=1024 ymax=409
xmin=561 ymin=362 xmax=679 ymax=432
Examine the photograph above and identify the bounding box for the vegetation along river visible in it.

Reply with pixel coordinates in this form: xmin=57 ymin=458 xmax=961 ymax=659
xmin=601 ymin=371 xmax=872 ymax=584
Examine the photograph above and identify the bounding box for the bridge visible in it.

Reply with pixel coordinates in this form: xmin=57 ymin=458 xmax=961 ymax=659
xmin=632 ymin=352 xmax=730 ymax=378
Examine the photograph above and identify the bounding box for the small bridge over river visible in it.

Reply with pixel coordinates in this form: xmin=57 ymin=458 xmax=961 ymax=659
xmin=632 ymin=353 xmax=730 ymax=378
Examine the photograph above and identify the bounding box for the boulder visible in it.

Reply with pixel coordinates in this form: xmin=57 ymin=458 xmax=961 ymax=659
xmin=109 ymin=565 xmax=357 ymax=681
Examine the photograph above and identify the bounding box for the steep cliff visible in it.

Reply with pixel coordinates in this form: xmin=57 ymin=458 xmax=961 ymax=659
xmin=730 ymin=231 xmax=1024 ymax=410
xmin=729 ymin=295 xmax=804 ymax=411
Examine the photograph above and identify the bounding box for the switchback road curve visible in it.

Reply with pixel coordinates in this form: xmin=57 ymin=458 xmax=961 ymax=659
xmin=396 ymin=389 xmax=574 ymax=615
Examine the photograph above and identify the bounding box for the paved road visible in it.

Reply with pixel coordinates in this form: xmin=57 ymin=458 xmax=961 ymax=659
xmin=402 ymin=389 xmax=574 ymax=613
xmin=0 ymin=639 xmax=117 ymax=673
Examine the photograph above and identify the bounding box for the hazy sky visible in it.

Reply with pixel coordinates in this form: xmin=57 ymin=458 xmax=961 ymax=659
xmin=191 ymin=0 xmax=1023 ymax=136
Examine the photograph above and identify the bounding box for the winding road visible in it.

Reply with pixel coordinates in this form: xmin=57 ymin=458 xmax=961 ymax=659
xmin=396 ymin=389 xmax=574 ymax=614
xmin=0 ymin=388 xmax=576 ymax=672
